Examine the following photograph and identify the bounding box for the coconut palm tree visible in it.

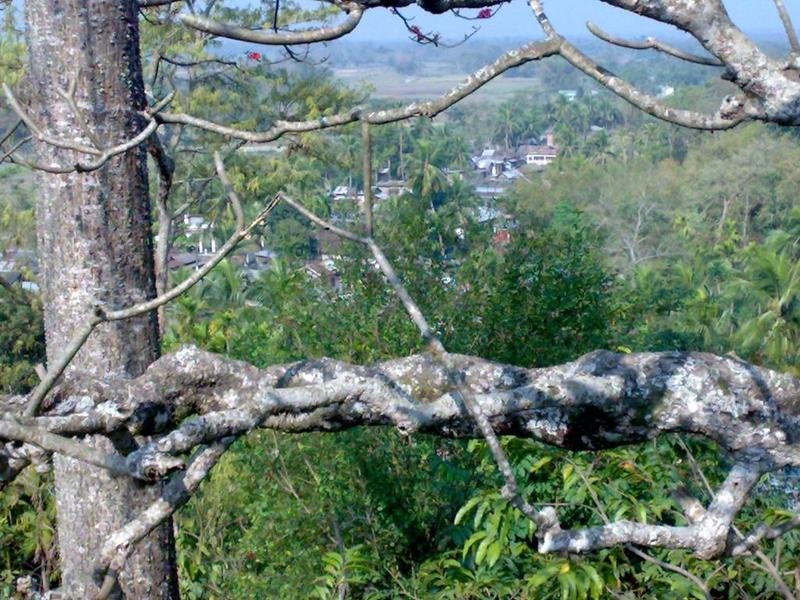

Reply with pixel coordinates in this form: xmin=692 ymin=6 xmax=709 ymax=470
xmin=406 ymin=138 xmax=449 ymax=201
xmin=724 ymin=237 xmax=800 ymax=370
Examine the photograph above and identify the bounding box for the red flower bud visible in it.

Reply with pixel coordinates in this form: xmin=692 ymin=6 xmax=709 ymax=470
xmin=477 ymin=8 xmax=493 ymax=19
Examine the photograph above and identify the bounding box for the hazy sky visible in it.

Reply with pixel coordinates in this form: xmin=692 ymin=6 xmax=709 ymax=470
xmin=341 ymin=0 xmax=792 ymax=42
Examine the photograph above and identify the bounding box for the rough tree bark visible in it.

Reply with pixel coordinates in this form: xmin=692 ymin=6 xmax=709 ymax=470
xmin=25 ymin=1 xmax=178 ymax=597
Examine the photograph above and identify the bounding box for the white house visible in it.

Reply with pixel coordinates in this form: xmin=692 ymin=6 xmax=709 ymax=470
xmin=518 ymin=132 xmax=559 ymax=167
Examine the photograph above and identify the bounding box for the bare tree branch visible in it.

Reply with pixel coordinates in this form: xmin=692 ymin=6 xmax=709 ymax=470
xmin=361 ymin=121 xmax=375 ymax=238
xmin=179 ymin=2 xmax=364 ymax=45
xmin=732 ymin=513 xmax=800 ymax=556
xmin=147 ymin=134 xmax=176 ymax=335
xmin=0 ymin=136 xmax=31 ymax=164
xmin=529 ymin=0 xmax=755 ymax=129
xmin=158 ymin=55 xmax=239 ymax=69
xmin=586 ymin=21 xmax=724 ymax=66
xmin=139 ymin=0 xmax=183 ymax=6
xmin=94 ymin=438 xmax=236 ymax=600
xmin=773 ymin=0 xmax=800 ymax=53
xmin=154 ymin=38 xmax=561 ymax=139
xmin=678 ymin=437 xmax=797 ymax=598
xmin=0 ymin=417 xmax=179 ymax=480
xmin=536 ymin=463 xmax=763 ymax=559
xmin=568 ymin=459 xmax=711 ymax=598
xmin=596 ymin=0 xmax=800 ymax=124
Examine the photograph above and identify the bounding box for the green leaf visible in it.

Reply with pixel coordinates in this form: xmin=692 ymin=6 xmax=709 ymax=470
xmin=454 ymin=496 xmax=482 ymax=525
xmin=486 ymin=540 xmax=503 ymax=567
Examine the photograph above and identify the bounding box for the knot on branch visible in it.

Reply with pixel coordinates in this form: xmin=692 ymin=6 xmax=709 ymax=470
xmin=125 ymin=447 xmax=185 ymax=481
xmin=534 ymin=506 xmax=563 ymax=552
xmin=718 ymin=95 xmax=746 ymax=120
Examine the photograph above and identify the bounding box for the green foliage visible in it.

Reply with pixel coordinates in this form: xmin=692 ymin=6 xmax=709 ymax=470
xmin=0 ymin=7 xmax=24 ymax=86
xmin=0 ymin=289 xmax=44 ymax=395
xmin=0 ymin=469 xmax=57 ymax=594
xmin=166 ymin=181 xmax=628 ymax=597
xmin=311 ymin=546 xmax=382 ymax=600
xmin=446 ymin=214 xmax=617 ymax=366
xmin=2 ymin=14 xmax=800 ymax=596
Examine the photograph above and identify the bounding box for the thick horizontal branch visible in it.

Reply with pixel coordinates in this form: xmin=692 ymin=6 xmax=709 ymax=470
xmin=17 ymin=347 xmax=799 ymax=470
xmin=4 ymin=346 xmax=800 ymax=558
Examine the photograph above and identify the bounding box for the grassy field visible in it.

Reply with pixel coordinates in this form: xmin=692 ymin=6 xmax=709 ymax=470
xmin=334 ymin=67 xmax=541 ymax=103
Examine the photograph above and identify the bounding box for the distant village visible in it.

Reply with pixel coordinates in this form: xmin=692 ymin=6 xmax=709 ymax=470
xmin=0 ymin=132 xmax=562 ymax=293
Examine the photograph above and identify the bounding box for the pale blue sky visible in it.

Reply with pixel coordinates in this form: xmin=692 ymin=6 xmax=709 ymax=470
xmin=345 ymin=0 xmax=792 ymax=42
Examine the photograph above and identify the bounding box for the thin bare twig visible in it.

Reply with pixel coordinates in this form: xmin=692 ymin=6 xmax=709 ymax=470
xmin=23 ymin=178 xmax=278 ymax=418
xmin=773 ymin=0 xmax=800 ymax=53
xmin=628 ymin=546 xmax=712 ymax=600
xmin=361 ymin=121 xmax=374 ymax=238
xmin=586 ymin=21 xmax=724 ymax=66
xmin=391 ymin=7 xmax=479 ymax=48
xmin=0 ymin=119 xmax=22 ymax=148
xmin=0 ymin=136 xmax=31 ymax=163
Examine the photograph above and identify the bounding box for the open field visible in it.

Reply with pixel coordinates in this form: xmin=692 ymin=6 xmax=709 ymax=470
xmin=334 ymin=67 xmax=541 ymax=103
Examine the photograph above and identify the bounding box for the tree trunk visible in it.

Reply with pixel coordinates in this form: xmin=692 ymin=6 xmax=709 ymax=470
xmin=25 ymin=1 xmax=178 ymax=597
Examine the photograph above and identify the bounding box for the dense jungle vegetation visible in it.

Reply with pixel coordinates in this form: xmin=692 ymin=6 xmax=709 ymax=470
xmin=1 ymin=7 xmax=799 ymax=598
